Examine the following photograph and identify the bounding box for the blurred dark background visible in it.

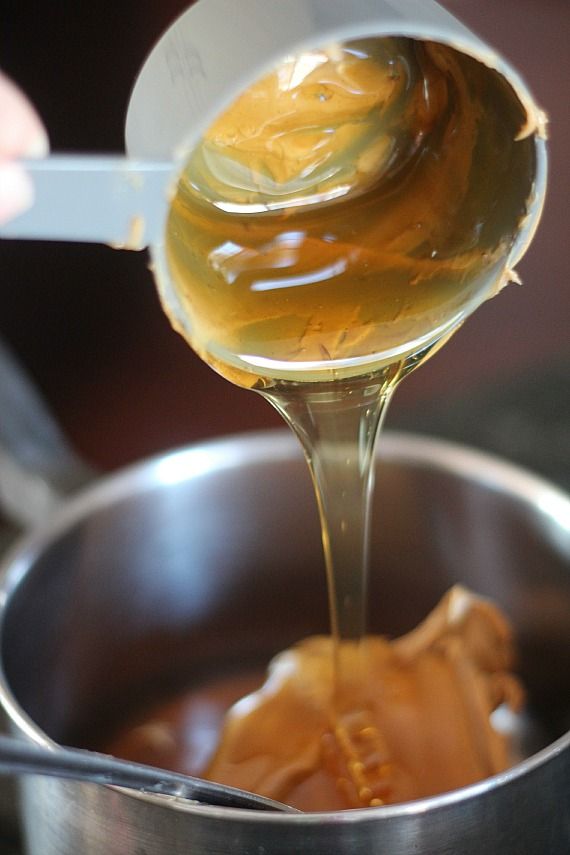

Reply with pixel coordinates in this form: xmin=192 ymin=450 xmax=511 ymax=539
xmin=0 ymin=0 xmax=568 ymax=485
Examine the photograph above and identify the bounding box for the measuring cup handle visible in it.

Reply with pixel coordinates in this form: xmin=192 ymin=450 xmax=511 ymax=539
xmin=0 ymin=156 xmax=173 ymax=249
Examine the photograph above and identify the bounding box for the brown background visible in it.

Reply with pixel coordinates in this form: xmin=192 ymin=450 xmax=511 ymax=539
xmin=0 ymin=0 xmax=568 ymax=474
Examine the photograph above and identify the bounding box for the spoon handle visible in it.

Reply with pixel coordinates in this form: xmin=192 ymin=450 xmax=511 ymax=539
xmin=0 ymin=735 xmax=294 ymax=812
xmin=0 ymin=155 xmax=174 ymax=249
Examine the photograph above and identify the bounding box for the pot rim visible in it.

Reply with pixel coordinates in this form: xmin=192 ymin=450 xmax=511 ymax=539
xmin=0 ymin=429 xmax=568 ymax=823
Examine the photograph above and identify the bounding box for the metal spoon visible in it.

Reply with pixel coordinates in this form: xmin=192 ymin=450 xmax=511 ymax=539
xmin=0 ymin=734 xmax=296 ymax=813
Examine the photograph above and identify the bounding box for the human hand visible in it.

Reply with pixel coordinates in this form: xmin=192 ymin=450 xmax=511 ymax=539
xmin=0 ymin=71 xmax=48 ymax=224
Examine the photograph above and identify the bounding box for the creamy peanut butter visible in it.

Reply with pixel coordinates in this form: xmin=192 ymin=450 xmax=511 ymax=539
xmin=204 ymin=588 xmax=523 ymax=810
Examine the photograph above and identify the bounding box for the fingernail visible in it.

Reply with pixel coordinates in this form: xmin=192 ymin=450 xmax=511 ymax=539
xmin=23 ymin=128 xmax=50 ymax=159
xmin=0 ymin=163 xmax=35 ymax=224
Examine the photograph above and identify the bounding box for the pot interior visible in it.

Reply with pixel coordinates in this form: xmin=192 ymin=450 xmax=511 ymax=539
xmin=1 ymin=433 xmax=569 ymax=765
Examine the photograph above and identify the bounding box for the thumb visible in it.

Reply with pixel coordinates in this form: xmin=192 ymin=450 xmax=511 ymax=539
xmin=0 ymin=71 xmax=49 ymax=224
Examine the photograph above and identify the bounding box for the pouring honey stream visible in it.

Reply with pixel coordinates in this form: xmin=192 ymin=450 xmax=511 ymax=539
xmin=130 ymin=35 xmax=541 ymax=809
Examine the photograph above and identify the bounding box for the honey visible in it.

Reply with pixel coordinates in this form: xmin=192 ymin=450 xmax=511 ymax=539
xmin=160 ymin=35 xmax=535 ymax=643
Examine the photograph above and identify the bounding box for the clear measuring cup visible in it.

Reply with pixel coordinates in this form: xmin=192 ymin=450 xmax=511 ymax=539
xmin=0 ymin=0 xmax=548 ymax=390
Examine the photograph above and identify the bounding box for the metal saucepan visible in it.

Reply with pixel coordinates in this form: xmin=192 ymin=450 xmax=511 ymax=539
xmin=0 ymin=430 xmax=568 ymax=854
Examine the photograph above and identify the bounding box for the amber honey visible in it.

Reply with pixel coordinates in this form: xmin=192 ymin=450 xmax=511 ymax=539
xmin=160 ymin=35 xmax=536 ymax=642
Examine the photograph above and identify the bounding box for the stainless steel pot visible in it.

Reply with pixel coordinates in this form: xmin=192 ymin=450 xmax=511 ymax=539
xmin=0 ymin=430 xmax=568 ymax=854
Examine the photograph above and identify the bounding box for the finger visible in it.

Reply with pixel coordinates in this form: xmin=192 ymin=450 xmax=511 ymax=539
xmin=0 ymin=71 xmax=49 ymax=161
xmin=0 ymin=161 xmax=34 ymax=223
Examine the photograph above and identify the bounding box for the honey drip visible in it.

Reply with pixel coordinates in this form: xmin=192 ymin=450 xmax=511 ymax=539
xmin=154 ymin=36 xmax=537 ymax=807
